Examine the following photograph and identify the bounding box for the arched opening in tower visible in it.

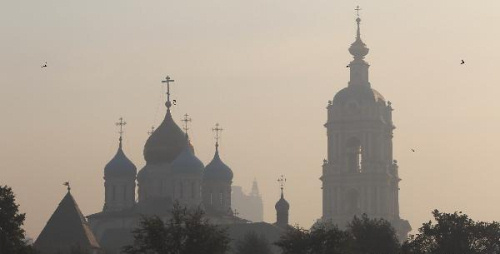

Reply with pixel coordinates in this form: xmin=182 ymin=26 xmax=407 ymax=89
xmin=346 ymin=137 xmax=362 ymax=173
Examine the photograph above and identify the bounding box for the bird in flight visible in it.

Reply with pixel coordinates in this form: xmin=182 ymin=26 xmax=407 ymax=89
xmin=411 ymin=149 xmax=416 ymax=152
xmin=346 ymin=65 xmax=350 ymax=68
xmin=460 ymin=60 xmax=465 ymax=65
xmin=172 ymin=100 xmax=177 ymax=105
xmin=41 ymin=62 xmax=48 ymax=68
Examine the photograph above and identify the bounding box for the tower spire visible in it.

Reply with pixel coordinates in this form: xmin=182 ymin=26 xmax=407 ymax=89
xmin=115 ymin=117 xmax=127 ymax=148
xmin=161 ymin=75 xmax=175 ymax=109
xmin=348 ymin=6 xmax=370 ymax=88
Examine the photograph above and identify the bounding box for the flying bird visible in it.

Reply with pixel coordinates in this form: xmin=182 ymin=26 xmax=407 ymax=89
xmin=41 ymin=62 xmax=47 ymax=68
xmin=172 ymin=100 xmax=177 ymax=105
xmin=346 ymin=65 xmax=350 ymax=68
xmin=460 ymin=60 xmax=465 ymax=65
xmin=411 ymin=149 xmax=416 ymax=152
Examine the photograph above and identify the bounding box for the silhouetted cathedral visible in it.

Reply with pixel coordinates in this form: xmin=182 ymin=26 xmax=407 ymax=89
xmin=320 ymin=16 xmax=411 ymax=240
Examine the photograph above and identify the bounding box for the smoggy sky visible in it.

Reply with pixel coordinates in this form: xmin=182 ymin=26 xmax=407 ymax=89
xmin=2 ymin=0 xmax=500 ymax=239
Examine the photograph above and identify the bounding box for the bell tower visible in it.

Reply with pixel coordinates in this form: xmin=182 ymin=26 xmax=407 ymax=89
xmin=321 ymin=7 xmax=410 ymax=241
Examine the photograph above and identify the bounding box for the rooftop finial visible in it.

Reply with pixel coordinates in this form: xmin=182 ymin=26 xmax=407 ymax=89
xmin=277 ymin=175 xmax=286 ymax=198
xmin=115 ymin=117 xmax=127 ymax=148
xmin=355 ymin=6 xmax=362 ymax=39
xmin=161 ymin=75 xmax=175 ymax=109
xmin=212 ymin=123 xmax=223 ymax=151
xmin=181 ymin=114 xmax=192 ymax=135
xmin=63 ymin=181 xmax=71 ymax=192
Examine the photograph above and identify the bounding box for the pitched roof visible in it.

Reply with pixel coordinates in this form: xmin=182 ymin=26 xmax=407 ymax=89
xmin=35 ymin=191 xmax=101 ymax=253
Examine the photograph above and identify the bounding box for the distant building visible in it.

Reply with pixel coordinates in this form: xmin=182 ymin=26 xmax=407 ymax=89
xmin=320 ymin=15 xmax=411 ymax=241
xmin=231 ymin=180 xmax=264 ymax=222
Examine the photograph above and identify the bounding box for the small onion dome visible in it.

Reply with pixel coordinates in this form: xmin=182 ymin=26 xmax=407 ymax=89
xmin=348 ymin=18 xmax=369 ymax=59
xmin=144 ymin=110 xmax=188 ymax=164
xmin=275 ymin=193 xmax=290 ymax=211
xmin=204 ymin=145 xmax=233 ymax=182
xmin=171 ymin=143 xmax=204 ymax=175
xmin=104 ymin=141 xmax=137 ymax=178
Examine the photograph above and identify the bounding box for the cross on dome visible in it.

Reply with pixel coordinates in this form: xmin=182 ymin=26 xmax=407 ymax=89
xmin=212 ymin=123 xmax=223 ymax=150
xmin=181 ymin=114 xmax=192 ymax=134
xmin=115 ymin=117 xmax=127 ymax=146
xmin=161 ymin=75 xmax=175 ymax=109
xmin=278 ymin=175 xmax=286 ymax=196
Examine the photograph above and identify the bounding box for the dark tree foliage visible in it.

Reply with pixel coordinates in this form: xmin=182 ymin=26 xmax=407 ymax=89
xmin=347 ymin=214 xmax=400 ymax=254
xmin=402 ymin=209 xmax=500 ymax=254
xmin=276 ymin=215 xmax=400 ymax=254
xmin=274 ymin=226 xmax=311 ymax=254
xmin=234 ymin=231 xmax=272 ymax=254
xmin=123 ymin=203 xmax=230 ymax=254
xmin=309 ymin=223 xmax=352 ymax=254
xmin=275 ymin=224 xmax=352 ymax=254
xmin=0 ymin=185 xmax=37 ymax=254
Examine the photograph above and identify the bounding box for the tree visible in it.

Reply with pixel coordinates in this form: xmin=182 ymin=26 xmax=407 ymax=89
xmin=275 ymin=224 xmax=352 ymax=254
xmin=402 ymin=210 xmax=500 ymax=254
xmin=347 ymin=214 xmax=400 ymax=254
xmin=234 ymin=231 xmax=272 ymax=254
xmin=0 ymin=185 xmax=37 ymax=254
xmin=274 ymin=226 xmax=311 ymax=254
xmin=124 ymin=203 xmax=230 ymax=254
xmin=309 ymin=223 xmax=352 ymax=254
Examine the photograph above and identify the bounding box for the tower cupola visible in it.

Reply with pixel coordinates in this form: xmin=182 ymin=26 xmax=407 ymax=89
xmin=275 ymin=175 xmax=289 ymax=227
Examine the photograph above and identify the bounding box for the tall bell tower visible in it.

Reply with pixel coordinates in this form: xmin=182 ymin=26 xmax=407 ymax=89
xmin=321 ymin=8 xmax=410 ymax=240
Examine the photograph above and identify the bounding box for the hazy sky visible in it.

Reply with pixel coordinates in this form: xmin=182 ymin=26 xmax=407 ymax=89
xmin=2 ymin=0 xmax=500 ymax=239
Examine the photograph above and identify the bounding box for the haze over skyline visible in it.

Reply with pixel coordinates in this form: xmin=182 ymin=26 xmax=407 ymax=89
xmin=2 ymin=0 xmax=500 ymax=239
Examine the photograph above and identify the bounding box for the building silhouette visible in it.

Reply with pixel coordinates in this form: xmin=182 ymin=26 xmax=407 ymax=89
xmin=231 ymin=179 xmax=264 ymax=222
xmin=320 ymin=15 xmax=411 ymax=240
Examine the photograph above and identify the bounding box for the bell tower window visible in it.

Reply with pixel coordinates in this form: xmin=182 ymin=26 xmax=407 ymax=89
xmin=346 ymin=138 xmax=362 ymax=172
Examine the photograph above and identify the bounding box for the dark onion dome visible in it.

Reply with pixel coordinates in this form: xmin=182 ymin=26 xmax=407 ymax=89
xmin=104 ymin=140 xmax=137 ymax=178
xmin=171 ymin=141 xmax=204 ymax=175
xmin=275 ymin=193 xmax=290 ymax=211
xmin=204 ymin=145 xmax=233 ymax=182
xmin=144 ymin=110 xmax=187 ymax=164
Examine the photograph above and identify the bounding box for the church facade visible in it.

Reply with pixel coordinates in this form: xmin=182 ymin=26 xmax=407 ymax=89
xmin=320 ymin=16 xmax=411 ymax=240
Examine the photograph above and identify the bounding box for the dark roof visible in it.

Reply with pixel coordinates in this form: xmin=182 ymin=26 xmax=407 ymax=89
xmin=35 ymin=191 xmax=101 ymax=253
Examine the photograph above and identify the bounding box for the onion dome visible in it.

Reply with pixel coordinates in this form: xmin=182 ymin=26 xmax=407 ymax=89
xmin=275 ymin=192 xmax=290 ymax=211
xmin=171 ymin=138 xmax=204 ymax=175
xmin=104 ymin=137 xmax=137 ymax=178
xmin=204 ymin=144 xmax=233 ymax=182
xmin=349 ymin=18 xmax=369 ymax=60
xmin=144 ymin=109 xmax=187 ymax=164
